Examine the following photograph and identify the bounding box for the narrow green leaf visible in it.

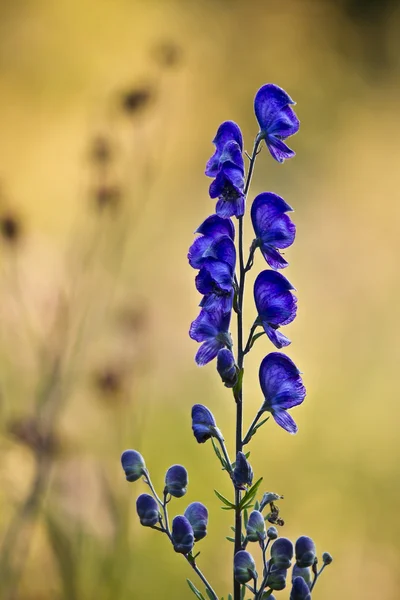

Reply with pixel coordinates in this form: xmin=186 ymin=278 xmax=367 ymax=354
xmin=221 ymin=506 xmax=235 ymax=511
xmin=228 ymin=595 xmax=233 ymax=600
xmin=230 ymin=526 xmax=236 ymax=533
xmin=243 ymin=508 xmax=249 ymax=528
xmin=187 ymin=579 xmax=206 ymax=600
xmin=211 ymin=438 xmax=228 ymax=470
xmin=254 ymin=500 xmax=260 ymax=511
xmin=214 ymin=489 xmax=235 ymax=509
xmin=240 ymin=502 xmax=255 ymax=511
xmin=239 ymin=477 xmax=263 ymax=510
xmin=205 ymin=589 xmax=215 ymax=600
xmin=226 ymin=536 xmax=235 ymax=543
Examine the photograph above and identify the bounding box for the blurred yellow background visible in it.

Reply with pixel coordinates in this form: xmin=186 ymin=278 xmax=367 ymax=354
xmin=0 ymin=0 xmax=399 ymax=598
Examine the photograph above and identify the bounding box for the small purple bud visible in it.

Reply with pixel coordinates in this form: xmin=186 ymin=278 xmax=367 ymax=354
xmin=290 ymin=576 xmax=311 ymax=600
xmin=164 ymin=465 xmax=188 ymax=498
xmin=171 ymin=515 xmax=195 ymax=554
xmin=136 ymin=494 xmax=159 ymax=527
xmin=270 ymin=537 xmax=293 ymax=569
xmin=246 ymin=510 xmax=266 ymax=543
xmin=233 ymin=452 xmax=253 ymax=490
xmin=234 ymin=550 xmax=257 ymax=583
xmin=295 ymin=536 xmax=316 ymax=568
xmin=121 ymin=449 xmax=145 ymax=482
xmin=191 ymin=404 xmax=223 ymax=443
xmin=322 ymin=552 xmax=333 ymax=565
xmin=267 ymin=526 xmax=279 ymax=540
xmin=217 ymin=348 xmax=238 ymax=388
xmin=184 ymin=502 xmax=208 ymax=541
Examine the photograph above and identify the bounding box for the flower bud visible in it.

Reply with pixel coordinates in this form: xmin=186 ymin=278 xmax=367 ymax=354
xmin=322 ymin=552 xmax=333 ymax=565
xmin=233 ymin=452 xmax=253 ymax=490
xmin=164 ymin=465 xmax=188 ymax=498
xmin=184 ymin=502 xmax=208 ymax=541
xmin=246 ymin=510 xmax=266 ymax=543
xmin=290 ymin=577 xmax=311 ymax=600
xmin=270 ymin=537 xmax=293 ymax=569
xmin=136 ymin=494 xmax=159 ymax=527
xmin=292 ymin=565 xmax=312 ymax=588
xmin=234 ymin=551 xmax=257 ymax=584
xmin=191 ymin=404 xmax=223 ymax=443
xmin=259 ymin=492 xmax=283 ymax=512
xmin=267 ymin=564 xmax=288 ymax=591
xmin=217 ymin=349 xmax=238 ymax=388
xmin=171 ymin=515 xmax=195 ymax=554
xmin=267 ymin=526 xmax=278 ymax=540
xmin=121 ymin=449 xmax=146 ymax=482
xmin=295 ymin=536 xmax=316 ymax=568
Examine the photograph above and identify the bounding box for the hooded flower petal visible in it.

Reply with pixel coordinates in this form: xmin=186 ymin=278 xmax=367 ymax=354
xmin=210 ymin=166 xmax=245 ymax=218
xmin=171 ymin=515 xmax=195 ymax=554
xmin=246 ymin=510 xmax=266 ymax=543
xmin=259 ymin=353 xmax=306 ymax=434
xmin=290 ymin=577 xmax=311 ymax=600
xmin=165 ymin=465 xmax=188 ymax=498
xmin=254 ymin=84 xmax=299 ymax=163
xmin=295 ymin=536 xmax=316 ymax=568
xmin=189 ymin=307 xmax=231 ymax=365
xmin=254 ymin=270 xmax=297 ymax=349
xmin=136 ymin=493 xmax=160 ymax=527
xmin=184 ymin=502 xmax=208 ymax=541
xmin=270 ymin=537 xmax=294 ymax=569
xmin=121 ymin=450 xmax=146 ymax=482
xmin=191 ymin=404 xmax=223 ymax=443
xmin=205 ymin=121 xmax=243 ymax=177
xmin=196 ymin=259 xmax=234 ymax=295
xmin=188 ymin=215 xmax=235 ymax=269
xmin=217 ymin=348 xmax=237 ymax=388
xmin=251 ymin=192 xmax=296 ymax=269
xmin=234 ymin=551 xmax=257 ymax=584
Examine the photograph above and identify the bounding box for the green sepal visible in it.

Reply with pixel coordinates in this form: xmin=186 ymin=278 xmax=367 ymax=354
xmin=187 ymin=579 xmax=206 ymax=600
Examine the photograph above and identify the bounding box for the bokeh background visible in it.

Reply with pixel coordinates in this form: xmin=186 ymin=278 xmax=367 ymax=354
xmin=0 ymin=0 xmax=399 ymax=599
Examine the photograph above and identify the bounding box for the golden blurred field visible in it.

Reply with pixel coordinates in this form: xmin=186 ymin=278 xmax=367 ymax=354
xmin=0 ymin=0 xmax=400 ymax=598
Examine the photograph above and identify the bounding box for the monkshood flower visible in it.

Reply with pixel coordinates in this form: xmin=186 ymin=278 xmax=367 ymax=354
xmin=259 ymin=492 xmax=283 ymax=512
xmin=267 ymin=564 xmax=288 ymax=591
xmin=259 ymin=353 xmax=306 ymax=434
xmin=120 ymin=449 xmax=146 ymax=482
xmin=292 ymin=565 xmax=312 ymax=589
xmin=254 ymin=83 xmax=299 ymax=163
xmin=184 ymin=502 xmax=208 ymax=541
xmin=191 ymin=404 xmax=223 ymax=443
xmin=270 ymin=537 xmax=294 ymax=569
xmin=189 ymin=307 xmax=232 ymax=366
xmin=254 ymin=270 xmax=297 ymax=349
xmin=205 ymin=121 xmax=243 ymax=177
xmin=295 ymin=536 xmax=316 ymax=568
xmin=233 ymin=451 xmax=253 ymax=490
xmin=246 ymin=510 xmax=266 ymax=543
xmin=136 ymin=494 xmax=160 ymax=527
xmin=209 ymin=141 xmax=245 ymax=218
xmin=234 ymin=550 xmax=257 ymax=583
xmin=188 ymin=214 xmax=235 ymax=269
xmin=171 ymin=515 xmax=195 ymax=554
xmin=164 ymin=465 xmax=188 ymax=498
xmin=290 ymin=577 xmax=312 ymax=600
xmin=195 ymin=236 xmax=236 ymax=312
xmin=251 ymin=192 xmax=296 ymax=269
xmin=217 ymin=348 xmax=238 ymax=388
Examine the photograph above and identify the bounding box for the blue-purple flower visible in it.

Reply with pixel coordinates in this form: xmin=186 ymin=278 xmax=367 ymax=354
xmin=290 ymin=577 xmax=311 ymax=600
xmin=188 ymin=214 xmax=235 ymax=269
xmin=191 ymin=404 xmax=223 ymax=443
xmin=136 ymin=494 xmax=160 ymax=527
xmin=270 ymin=537 xmax=294 ymax=569
xmin=259 ymin=353 xmax=306 ymax=434
xmin=205 ymin=121 xmax=243 ymax=177
xmin=295 ymin=536 xmax=316 ymax=568
xmin=189 ymin=307 xmax=232 ymax=366
xmin=254 ymin=270 xmax=297 ymax=349
xmin=209 ymin=141 xmax=245 ymax=218
xmin=267 ymin=564 xmax=288 ymax=591
xmin=251 ymin=192 xmax=296 ymax=269
xmin=254 ymin=84 xmax=299 ymax=163
xmin=120 ymin=449 xmax=146 ymax=482
xmin=234 ymin=550 xmax=257 ymax=583
xmin=292 ymin=565 xmax=312 ymax=589
xmin=195 ymin=235 xmax=236 ymax=313
xmin=217 ymin=348 xmax=237 ymax=388
xmin=233 ymin=451 xmax=253 ymax=490
xmin=246 ymin=510 xmax=266 ymax=543
xmin=164 ymin=465 xmax=188 ymax=498
xmin=171 ymin=515 xmax=195 ymax=554
xmin=184 ymin=502 xmax=208 ymax=541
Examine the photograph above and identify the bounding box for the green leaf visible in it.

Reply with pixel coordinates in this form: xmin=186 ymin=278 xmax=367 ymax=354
xmin=214 ymin=489 xmax=235 ymax=509
xmin=226 ymin=536 xmax=235 ymax=543
xmin=254 ymin=500 xmax=260 ymax=511
xmin=187 ymin=579 xmax=206 ymax=600
xmin=240 ymin=502 xmax=255 ymax=511
xmin=243 ymin=508 xmax=249 ymax=528
xmin=230 ymin=526 xmax=236 ymax=533
xmin=205 ymin=589 xmax=215 ymax=600
xmin=239 ymin=477 xmax=263 ymax=510
xmin=221 ymin=506 xmax=235 ymax=511
xmin=211 ymin=438 xmax=228 ymax=470
xmin=228 ymin=595 xmax=233 ymax=600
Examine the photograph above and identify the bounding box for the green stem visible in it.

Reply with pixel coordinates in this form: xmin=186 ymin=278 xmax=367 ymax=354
xmin=242 ymin=410 xmax=263 ymax=446
xmin=188 ymin=560 xmax=219 ymax=600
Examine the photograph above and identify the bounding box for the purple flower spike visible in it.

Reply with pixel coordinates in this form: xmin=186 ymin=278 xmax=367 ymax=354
xmin=209 ymin=141 xmax=245 ymax=219
xmin=251 ymin=192 xmax=296 ymax=269
xmin=188 ymin=214 xmax=235 ymax=269
xmin=290 ymin=577 xmax=311 ymax=600
xmin=254 ymin=270 xmax=297 ymax=349
xmin=254 ymin=84 xmax=299 ymax=163
xmin=190 ymin=307 xmax=232 ymax=366
xmin=205 ymin=121 xmax=243 ymax=177
xmin=259 ymin=353 xmax=306 ymax=434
